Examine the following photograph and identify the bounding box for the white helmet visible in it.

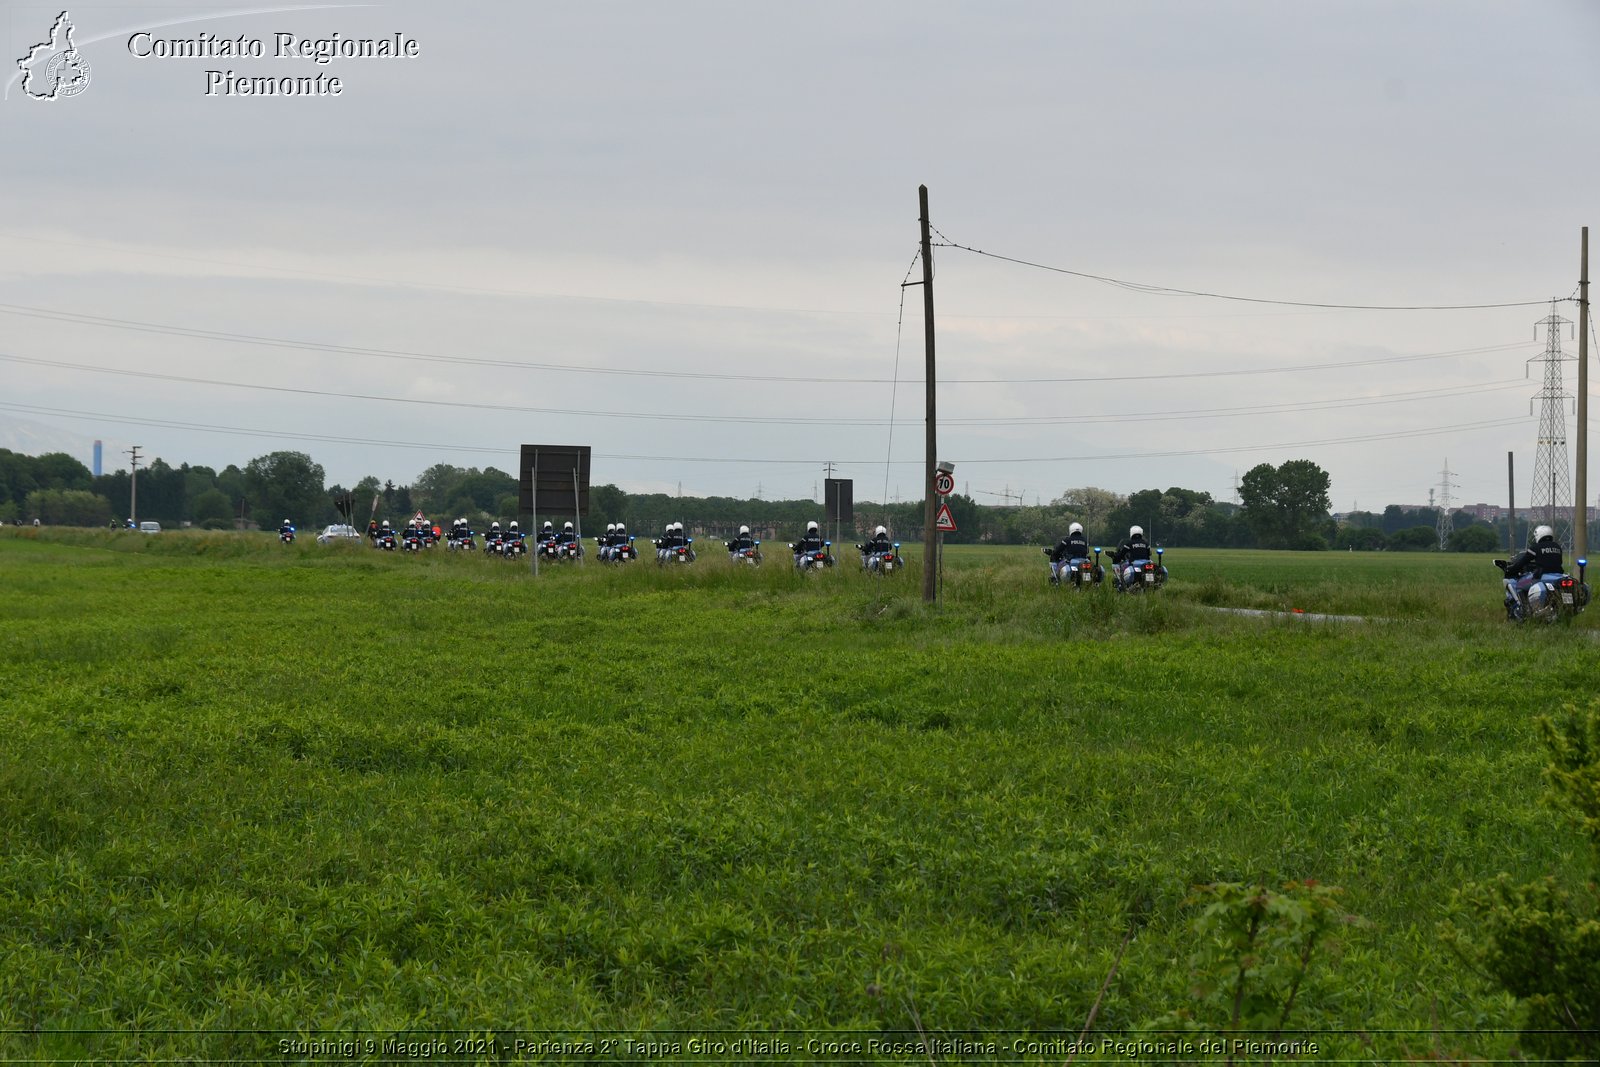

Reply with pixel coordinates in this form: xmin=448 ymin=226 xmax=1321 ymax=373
xmin=875 ymin=526 xmax=887 ymax=537
xmin=564 ymin=521 xmax=573 ymax=531
xmin=1069 ymin=522 xmax=1083 ymax=535
xmin=381 ymin=520 xmax=390 ymax=529
xmin=607 ymin=523 xmax=617 ymax=534
xmin=1535 ymin=524 xmax=1554 ymax=542
xmin=509 ymin=521 xmax=519 ymax=530
xmin=739 ymin=525 xmax=750 ymax=535
xmin=1129 ymin=525 xmax=1143 ymax=539
xmin=457 ymin=517 xmax=465 ymax=526
xmin=491 ymin=521 xmax=500 ymax=530
xmin=617 ymin=523 xmax=626 ymax=533
xmin=674 ymin=522 xmax=684 ymax=533
xmin=543 ymin=521 xmax=553 ymax=530
xmin=807 ymin=521 xmax=819 ymax=532
xmin=284 ymin=518 xmax=291 ymax=525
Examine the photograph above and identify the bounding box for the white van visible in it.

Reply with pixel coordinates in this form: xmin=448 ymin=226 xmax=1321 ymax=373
xmin=138 ymin=521 xmax=161 ymax=534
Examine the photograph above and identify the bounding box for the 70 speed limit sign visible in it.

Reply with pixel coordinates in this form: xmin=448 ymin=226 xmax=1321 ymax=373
xmin=933 ymin=470 xmax=955 ymax=496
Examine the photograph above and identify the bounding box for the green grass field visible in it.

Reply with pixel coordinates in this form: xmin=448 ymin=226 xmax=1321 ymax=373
xmin=0 ymin=529 xmax=1593 ymax=1063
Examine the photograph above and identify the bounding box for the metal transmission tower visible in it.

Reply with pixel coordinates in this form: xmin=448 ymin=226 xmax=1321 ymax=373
xmin=1529 ymin=302 xmax=1576 ymax=550
xmin=1435 ymin=459 xmax=1458 ymax=549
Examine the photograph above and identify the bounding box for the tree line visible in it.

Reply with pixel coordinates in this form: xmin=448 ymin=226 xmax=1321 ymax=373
xmin=0 ymin=449 xmax=1509 ymax=550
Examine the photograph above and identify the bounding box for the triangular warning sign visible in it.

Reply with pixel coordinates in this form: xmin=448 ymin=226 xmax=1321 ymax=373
xmin=934 ymin=502 xmax=957 ymax=532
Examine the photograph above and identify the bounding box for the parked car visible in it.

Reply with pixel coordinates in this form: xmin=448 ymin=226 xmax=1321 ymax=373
xmin=138 ymin=521 xmax=161 ymax=534
xmin=316 ymin=523 xmax=362 ymax=544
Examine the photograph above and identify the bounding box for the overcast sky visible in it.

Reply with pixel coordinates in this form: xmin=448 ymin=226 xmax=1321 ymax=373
xmin=5 ymin=0 xmax=1600 ymax=513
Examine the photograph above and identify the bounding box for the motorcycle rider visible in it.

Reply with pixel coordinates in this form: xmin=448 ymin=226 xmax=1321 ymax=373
xmin=279 ymin=518 xmax=296 ymax=541
xmin=1111 ymin=525 xmax=1153 ymax=589
xmin=792 ymin=520 xmax=826 ymax=566
xmin=858 ymin=525 xmax=893 ymax=570
xmin=656 ymin=521 xmax=687 ymax=562
xmin=727 ymin=524 xmax=757 ymax=557
xmin=1502 ymin=525 xmax=1565 ymax=618
xmin=551 ymin=520 xmax=578 ymax=559
xmin=613 ymin=521 xmax=633 ymax=560
xmin=1045 ymin=523 xmax=1092 ymax=585
xmin=504 ymin=520 xmax=525 ymax=554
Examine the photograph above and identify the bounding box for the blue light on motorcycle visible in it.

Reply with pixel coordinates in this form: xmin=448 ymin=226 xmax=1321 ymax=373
xmin=893 ymin=542 xmax=900 ymax=549
xmin=1580 ymin=558 xmax=1589 ymax=567
xmin=1156 ymin=547 xmax=1164 ymax=555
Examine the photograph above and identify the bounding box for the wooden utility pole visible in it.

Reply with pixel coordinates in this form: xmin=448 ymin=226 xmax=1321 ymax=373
xmin=918 ymin=185 xmax=938 ymax=604
xmin=1576 ymin=226 xmax=1590 ymax=560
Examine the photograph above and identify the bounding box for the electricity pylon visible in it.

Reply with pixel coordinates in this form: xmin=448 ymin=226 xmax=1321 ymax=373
xmin=1435 ymin=459 xmax=1458 ymax=549
xmin=1529 ymin=302 xmax=1575 ymax=550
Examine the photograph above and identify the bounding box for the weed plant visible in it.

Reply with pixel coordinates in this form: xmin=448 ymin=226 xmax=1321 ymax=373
xmin=0 ymin=530 xmax=1589 ymax=1060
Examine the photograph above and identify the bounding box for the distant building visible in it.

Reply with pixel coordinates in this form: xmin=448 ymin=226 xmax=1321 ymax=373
xmin=93 ymin=439 xmax=102 ymax=477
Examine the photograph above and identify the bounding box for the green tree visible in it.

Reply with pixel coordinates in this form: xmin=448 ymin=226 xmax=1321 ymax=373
xmin=243 ymin=451 xmax=326 ymax=529
xmin=191 ymin=488 xmax=234 ymax=529
xmin=1051 ymin=486 xmax=1124 ymax=544
xmin=1335 ymin=525 xmax=1388 ymax=551
xmin=138 ymin=458 xmax=188 ymax=524
xmin=1447 ymin=525 xmax=1500 ymax=553
xmin=1240 ymin=460 xmax=1332 ymax=549
xmin=412 ymin=464 xmax=467 ymax=515
xmin=25 ymin=488 xmax=112 ymax=526
xmin=1107 ymin=487 xmax=1225 ymax=547
xmin=1445 ymin=704 xmax=1600 ymax=1062
xmin=34 ymin=452 xmax=92 ymax=492
xmin=1389 ymin=525 xmax=1438 ymax=551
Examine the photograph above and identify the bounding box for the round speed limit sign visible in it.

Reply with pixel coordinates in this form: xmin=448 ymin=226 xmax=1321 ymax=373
xmin=933 ymin=471 xmax=955 ymax=496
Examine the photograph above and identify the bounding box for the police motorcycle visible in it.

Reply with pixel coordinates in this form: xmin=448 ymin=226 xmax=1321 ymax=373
xmin=597 ymin=524 xmax=639 ymax=563
xmin=725 ymin=526 xmax=763 ymax=566
xmin=1111 ymin=541 xmax=1167 ymax=594
xmin=501 ymin=522 xmax=528 ymax=560
xmin=374 ymin=522 xmax=397 ymax=552
xmin=553 ymin=522 xmax=583 ymax=562
xmin=447 ymin=520 xmax=476 ymax=552
xmin=279 ymin=521 xmax=296 ymax=544
xmin=483 ymin=523 xmax=507 ymax=557
xmin=401 ymin=522 xmax=427 ymax=553
xmin=856 ymin=527 xmax=901 ymax=575
xmin=1496 ymin=529 xmax=1590 ymax=623
xmin=1047 ymin=546 xmax=1105 ymax=589
xmin=790 ymin=524 xmax=835 ymax=571
xmin=655 ymin=522 xmax=695 ymax=565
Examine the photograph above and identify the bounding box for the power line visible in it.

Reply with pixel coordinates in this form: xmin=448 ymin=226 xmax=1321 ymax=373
xmin=0 ymin=351 xmax=1527 ymax=429
xmin=929 ymin=229 xmax=1554 ymax=311
xmin=883 ymin=249 xmax=919 ymax=518
xmin=0 ymin=301 xmax=1525 ymax=384
xmin=0 ymin=232 xmax=891 ymax=318
xmin=0 ymin=399 xmax=1528 ymax=467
